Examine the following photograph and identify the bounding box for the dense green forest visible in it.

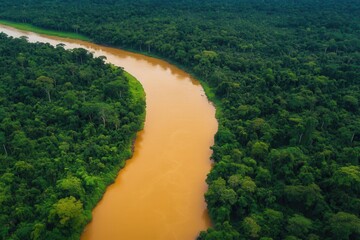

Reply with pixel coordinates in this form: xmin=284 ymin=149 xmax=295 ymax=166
xmin=0 ymin=34 xmax=145 ymax=239
xmin=1 ymin=0 xmax=360 ymax=239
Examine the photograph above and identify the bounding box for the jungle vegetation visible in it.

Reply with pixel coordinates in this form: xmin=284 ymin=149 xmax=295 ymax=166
xmin=0 ymin=0 xmax=359 ymax=239
xmin=0 ymin=34 xmax=145 ymax=239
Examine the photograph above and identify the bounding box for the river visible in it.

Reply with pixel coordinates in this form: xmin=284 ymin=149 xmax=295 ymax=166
xmin=0 ymin=24 xmax=218 ymax=240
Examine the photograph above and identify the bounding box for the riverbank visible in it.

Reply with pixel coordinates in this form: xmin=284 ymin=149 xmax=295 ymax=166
xmin=0 ymin=23 xmax=218 ymax=240
xmin=0 ymin=19 xmax=90 ymax=41
xmin=0 ymin=19 xmax=222 ymax=119
xmin=79 ymin=67 xmax=146 ymax=237
xmin=0 ymin=30 xmax=147 ymax=240
xmin=0 ymin=20 xmax=146 ymax=126
xmin=107 ymin=44 xmax=223 ymax=119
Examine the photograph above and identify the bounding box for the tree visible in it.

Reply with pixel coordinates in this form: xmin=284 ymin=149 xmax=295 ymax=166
xmin=49 ymin=196 xmax=85 ymax=228
xmin=260 ymin=209 xmax=284 ymax=239
xmin=56 ymin=176 xmax=85 ymax=199
xmin=286 ymin=214 xmax=312 ymax=239
xmin=13 ymin=161 xmax=34 ymax=179
xmin=343 ymin=95 xmax=358 ymax=112
xmin=96 ymin=103 xmax=116 ymax=128
xmin=268 ymin=147 xmax=306 ymax=180
xmin=332 ymin=166 xmax=360 ymax=193
xmin=11 ymin=131 xmax=34 ymax=156
xmin=0 ymin=131 xmax=7 ymax=156
xmin=31 ymin=223 xmax=45 ymax=240
xmin=328 ymin=212 xmax=360 ymax=240
xmin=242 ymin=217 xmax=261 ymax=238
xmin=251 ymin=141 xmax=269 ymax=160
xmin=240 ymin=176 xmax=257 ymax=193
xmin=72 ymin=24 xmax=80 ymax=34
xmin=104 ymin=80 xmax=128 ymax=99
xmin=35 ymin=76 xmax=55 ymax=102
xmin=255 ymin=167 xmax=271 ymax=185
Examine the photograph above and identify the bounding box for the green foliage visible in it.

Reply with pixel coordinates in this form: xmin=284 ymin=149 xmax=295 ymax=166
xmin=332 ymin=166 xmax=360 ymax=191
xmin=35 ymin=76 xmax=54 ymax=102
xmin=251 ymin=141 xmax=269 ymax=160
xmin=0 ymin=34 xmax=144 ymax=239
xmin=49 ymin=197 xmax=85 ymax=227
xmin=0 ymin=19 xmax=90 ymax=40
xmin=256 ymin=209 xmax=284 ymax=239
xmin=57 ymin=176 xmax=85 ymax=199
xmin=328 ymin=212 xmax=360 ymax=240
xmin=286 ymin=214 xmax=313 ymax=239
xmin=242 ymin=216 xmax=261 ymax=238
xmin=0 ymin=0 xmax=359 ymax=239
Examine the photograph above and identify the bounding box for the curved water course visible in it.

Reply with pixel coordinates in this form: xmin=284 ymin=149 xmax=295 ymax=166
xmin=0 ymin=24 xmax=218 ymax=240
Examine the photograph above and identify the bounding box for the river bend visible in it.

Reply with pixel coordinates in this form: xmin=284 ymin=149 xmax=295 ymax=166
xmin=0 ymin=25 xmax=218 ymax=240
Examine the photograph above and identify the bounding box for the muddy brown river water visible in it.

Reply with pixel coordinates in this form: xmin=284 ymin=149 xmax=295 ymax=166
xmin=0 ymin=24 xmax=218 ymax=240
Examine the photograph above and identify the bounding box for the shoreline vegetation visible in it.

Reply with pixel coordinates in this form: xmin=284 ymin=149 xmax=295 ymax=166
xmin=0 ymin=30 xmax=145 ymax=239
xmin=124 ymin=71 xmax=147 ymax=129
xmin=0 ymin=20 xmax=147 ymax=151
xmin=0 ymin=20 xmax=217 ymax=238
xmin=0 ymin=20 xmax=91 ymax=41
xmin=1 ymin=0 xmax=359 ymax=238
xmin=0 ymin=20 xmax=221 ymax=116
xmin=0 ymin=21 xmax=146 ymax=108
xmin=0 ymin=20 xmax=147 ymax=126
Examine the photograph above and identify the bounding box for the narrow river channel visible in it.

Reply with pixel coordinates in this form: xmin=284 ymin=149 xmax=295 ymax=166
xmin=0 ymin=24 xmax=218 ymax=240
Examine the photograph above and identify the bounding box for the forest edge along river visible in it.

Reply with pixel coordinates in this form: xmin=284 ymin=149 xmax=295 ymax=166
xmin=0 ymin=24 xmax=218 ymax=240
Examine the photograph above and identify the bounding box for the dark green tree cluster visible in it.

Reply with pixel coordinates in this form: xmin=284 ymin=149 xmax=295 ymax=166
xmin=0 ymin=34 xmax=145 ymax=239
xmin=0 ymin=0 xmax=359 ymax=239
